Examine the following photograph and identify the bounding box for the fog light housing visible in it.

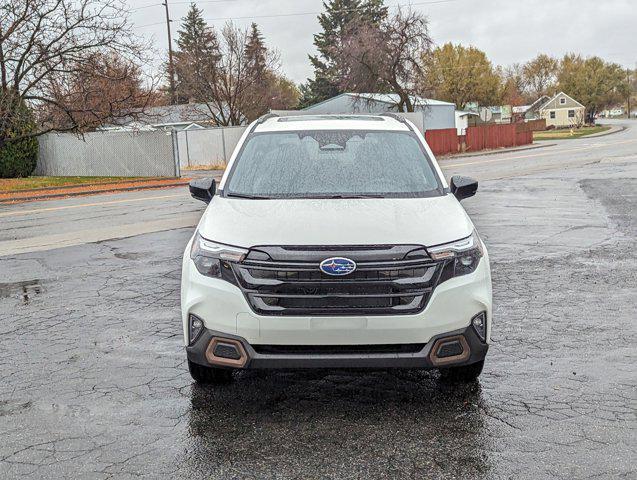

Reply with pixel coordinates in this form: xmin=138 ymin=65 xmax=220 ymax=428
xmin=213 ymin=342 xmax=242 ymax=360
xmin=471 ymin=311 xmax=487 ymax=342
xmin=188 ymin=314 xmax=204 ymax=345
xmin=436 ymin=339 xmax=464 ymax=358
xmin=205 ymin=337 xmax=248 ymax=367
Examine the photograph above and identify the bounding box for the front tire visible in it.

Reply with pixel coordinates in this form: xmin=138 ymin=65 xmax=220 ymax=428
xmin=439 ymin=360 xmax=484 ymax=383
xmin=188 ymin=359 xmax=234 ymax=384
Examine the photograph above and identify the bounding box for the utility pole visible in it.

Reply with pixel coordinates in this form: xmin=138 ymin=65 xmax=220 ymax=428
xmin=628 ymin=69 xmax=632 ymax=119
xmin=163 ymin=0 xmax=176 ymax=105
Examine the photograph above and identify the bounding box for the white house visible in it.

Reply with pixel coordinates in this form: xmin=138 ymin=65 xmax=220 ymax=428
xmin=106 ymin=103 xmax=245 ymax=131
xmin=454 ymin=110 xmax=479 ymax=134
xmin=537 ymin=92 xmax=585 ymax=127
xmin=302 ymin=93 xmax=456 ymax=131
xmin=599 ymin=107 xmax=624 ymax=117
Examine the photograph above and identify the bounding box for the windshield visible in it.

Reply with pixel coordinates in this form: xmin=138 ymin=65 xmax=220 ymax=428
xmin=225 ymin=130 xmax=443 ymax=199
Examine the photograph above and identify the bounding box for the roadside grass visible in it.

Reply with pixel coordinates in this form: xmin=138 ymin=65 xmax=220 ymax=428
xmin=533 ymin=126 xmax=611 ymax=140
xmin=0 ymin=176 xmax=168 ymax=193
xmin=181 ymin=164 xmax=227 ymax=171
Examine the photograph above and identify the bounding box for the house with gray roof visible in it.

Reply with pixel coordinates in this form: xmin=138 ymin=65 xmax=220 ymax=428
xmin=536 ymin=92 xmax=585 ymax=127
xmin=524 ymin=92 xmax=586 ymax=128
xmin=106 ymin=102 xmax=245 ymax=131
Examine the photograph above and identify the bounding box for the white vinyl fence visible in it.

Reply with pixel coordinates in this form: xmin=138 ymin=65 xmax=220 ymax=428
xmin=37 ymin=130 xmax=179 ymax=177
xmin=176 ymin=126 xmax=247 ymax=168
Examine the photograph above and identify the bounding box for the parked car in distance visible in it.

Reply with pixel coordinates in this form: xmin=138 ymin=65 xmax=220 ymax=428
xmin=182 ymin=113 xmax=491 ymax=384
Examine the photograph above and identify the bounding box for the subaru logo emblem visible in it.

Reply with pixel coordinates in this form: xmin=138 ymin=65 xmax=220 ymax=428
xmin=319 ymin=257 xmax=357 ymax=276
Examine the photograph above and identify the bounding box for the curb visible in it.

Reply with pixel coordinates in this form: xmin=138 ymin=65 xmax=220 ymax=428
xmin=0 ymin=181 xmax=188 ymax=204
xmin=580 ymin=125 xmax=627 ymax=138
xmin=439 ymin=142 xmax=556 ymax=160
xmin=4 ymin=177 xmax=181 ymax=194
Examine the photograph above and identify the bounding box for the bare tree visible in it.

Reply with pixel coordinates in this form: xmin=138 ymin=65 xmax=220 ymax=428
xmin=500 ymin=63 xmax=526 ymax=106
xmin=175 ymin=21 xmax=296 ymax=125
xmin=0 ymin=0 xmax=152 ymax=144
xmin=42 ymin=52 xmax=156 ymax=131
xmin=522 ymin=54 xmax=558 ymax=99
xmin=334 ymin=9 xmax=432 ymax=112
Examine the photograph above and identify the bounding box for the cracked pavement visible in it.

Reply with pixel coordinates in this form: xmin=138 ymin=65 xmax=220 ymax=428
xmin=0 ymin=122 xmax=635 ymax=479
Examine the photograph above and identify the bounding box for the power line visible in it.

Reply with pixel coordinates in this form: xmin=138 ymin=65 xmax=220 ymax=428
xmin=173 ymin=0 xmax=244 ymax=3
xmin=130 ymin=3 xmax=162 ymax=12
xmin=131 ymin=0 xmax=241 ymax=11
xmin=134 ymin=0 xmax=459 ymax=28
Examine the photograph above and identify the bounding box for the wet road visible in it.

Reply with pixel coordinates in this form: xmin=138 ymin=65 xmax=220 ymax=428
xmin=0 ymin=123 xmax=635 ymax=478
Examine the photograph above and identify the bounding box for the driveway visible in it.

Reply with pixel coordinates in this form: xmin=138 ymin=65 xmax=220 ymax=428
xmin=0 ymin=122 xmax=635 ymax=479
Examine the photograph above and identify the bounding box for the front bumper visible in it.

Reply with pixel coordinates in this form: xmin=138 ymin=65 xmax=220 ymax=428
xmin=187 ymin=324 xmax=488 ymax=370
xmin=181 ymin=242 xmax=492 ymax=347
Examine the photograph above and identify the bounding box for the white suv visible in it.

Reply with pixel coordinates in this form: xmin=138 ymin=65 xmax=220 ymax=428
xmin=181 ymin=114 xmax=491 ymax=384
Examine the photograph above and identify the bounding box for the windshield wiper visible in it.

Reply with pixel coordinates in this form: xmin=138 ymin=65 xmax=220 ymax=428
xmin=226 ymin=193 xmax=273 ymax=199
xmin=227 ymin=193 xmax=385 ymax=199
xmin=309 ymin=194 xmax=385 ymax=199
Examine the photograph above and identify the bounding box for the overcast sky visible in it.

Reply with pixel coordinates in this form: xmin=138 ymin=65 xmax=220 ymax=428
xmin=127 ymin=0 xmax=636 ymax=83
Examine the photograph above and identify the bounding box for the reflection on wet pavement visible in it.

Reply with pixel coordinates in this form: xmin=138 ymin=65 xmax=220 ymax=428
xmin=186 ymin=371 xmax=489 ymax=478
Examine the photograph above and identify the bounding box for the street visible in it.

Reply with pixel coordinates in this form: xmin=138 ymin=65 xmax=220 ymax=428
xmin=0 ymin=122 xmax=635 ymax=479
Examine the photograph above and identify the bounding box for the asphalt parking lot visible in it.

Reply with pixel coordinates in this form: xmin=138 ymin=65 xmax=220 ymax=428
xmin=0 ymin=123 xmax=635 ymax=479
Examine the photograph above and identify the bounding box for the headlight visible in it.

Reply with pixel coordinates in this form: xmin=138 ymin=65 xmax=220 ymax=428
xmin=190 ymin=232 xmax=247 ymax=278
xmin=428 ymin=231 xmax=483 ymax=277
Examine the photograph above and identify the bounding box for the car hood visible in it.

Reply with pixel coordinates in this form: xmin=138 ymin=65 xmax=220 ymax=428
xmin=197 ymin=194 xmax=474 ymax=248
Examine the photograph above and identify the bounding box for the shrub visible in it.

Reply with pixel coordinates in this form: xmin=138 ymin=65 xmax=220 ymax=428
xmin=0 ymin=92 xmax=39 ymax=178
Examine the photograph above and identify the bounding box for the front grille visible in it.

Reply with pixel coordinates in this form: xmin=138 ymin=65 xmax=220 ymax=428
xmin=231 ymin=245 xmax=443 ymax=316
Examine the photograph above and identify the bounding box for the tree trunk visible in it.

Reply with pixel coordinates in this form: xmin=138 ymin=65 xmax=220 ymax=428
xmin=404 ymin=93 xmax=414 ymax=112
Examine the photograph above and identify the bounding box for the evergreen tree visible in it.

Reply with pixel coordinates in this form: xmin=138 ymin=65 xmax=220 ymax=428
xmin=241 ymin=23 xmax=300 ymax=119
xmin=176 ymin=3 xmax=219 ymax=57
xmin=242 ymin=23 xmax=271 ymax=119
xmin=300 ymin=0 xmax=387 ymax=108
xmin=173 ymin=3 xmax=221 ymax=103
xmin=0 ymin=90 xmax=38 ymax=178
xmin=245 ymin=22 xmax=268 ymax=79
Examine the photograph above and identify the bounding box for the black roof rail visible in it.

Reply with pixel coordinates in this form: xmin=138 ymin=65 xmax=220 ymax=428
xmin=255 ymin=112 xmax=279 ymax=125
xmin=380 ymin=112 xmax=418 ymax=134
xmin=380 ymin=112 xmax=409 ymax=124
xmin=247 ymin=112 xmax=279 ymax=134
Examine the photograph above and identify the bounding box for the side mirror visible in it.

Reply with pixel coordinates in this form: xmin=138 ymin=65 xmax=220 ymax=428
xmin=450 ymin=175 xmax=478 ymax=201
xmin=189 ymin=178 xmax=216 ymax=203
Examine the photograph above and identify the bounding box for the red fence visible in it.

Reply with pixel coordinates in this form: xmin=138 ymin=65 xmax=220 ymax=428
xmin=517 ymin=119 xmax=546 ymax=132
xmin=424 ymin=123 xmax=537 ymax=156
xmin=425 ymin=128 xmax=458 ymax=155
xmin=515 ymin=130 xmax=533 ymax=146
xmin=465 ymin=124 xmax=519 ymax=151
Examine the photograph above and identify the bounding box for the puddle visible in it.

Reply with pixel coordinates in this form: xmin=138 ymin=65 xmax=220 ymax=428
xmin=0 ymin=400 xmax=33 ymax=417
xmin=114 ymin=252 xmax=143 ymax=260
xmin=0 ymin=279 xmax=43 ymax=304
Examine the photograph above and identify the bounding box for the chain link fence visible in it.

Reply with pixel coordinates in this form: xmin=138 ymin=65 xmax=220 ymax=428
xmin=38 ymin=114 xmax=437 ymax=176
xmin=37 ymin=130 xmax=179 ymax=177
xmin=177 ymin=126 xmax=247 ymax=168
xmin=35 ymin=113 xmax=437 ymax=177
